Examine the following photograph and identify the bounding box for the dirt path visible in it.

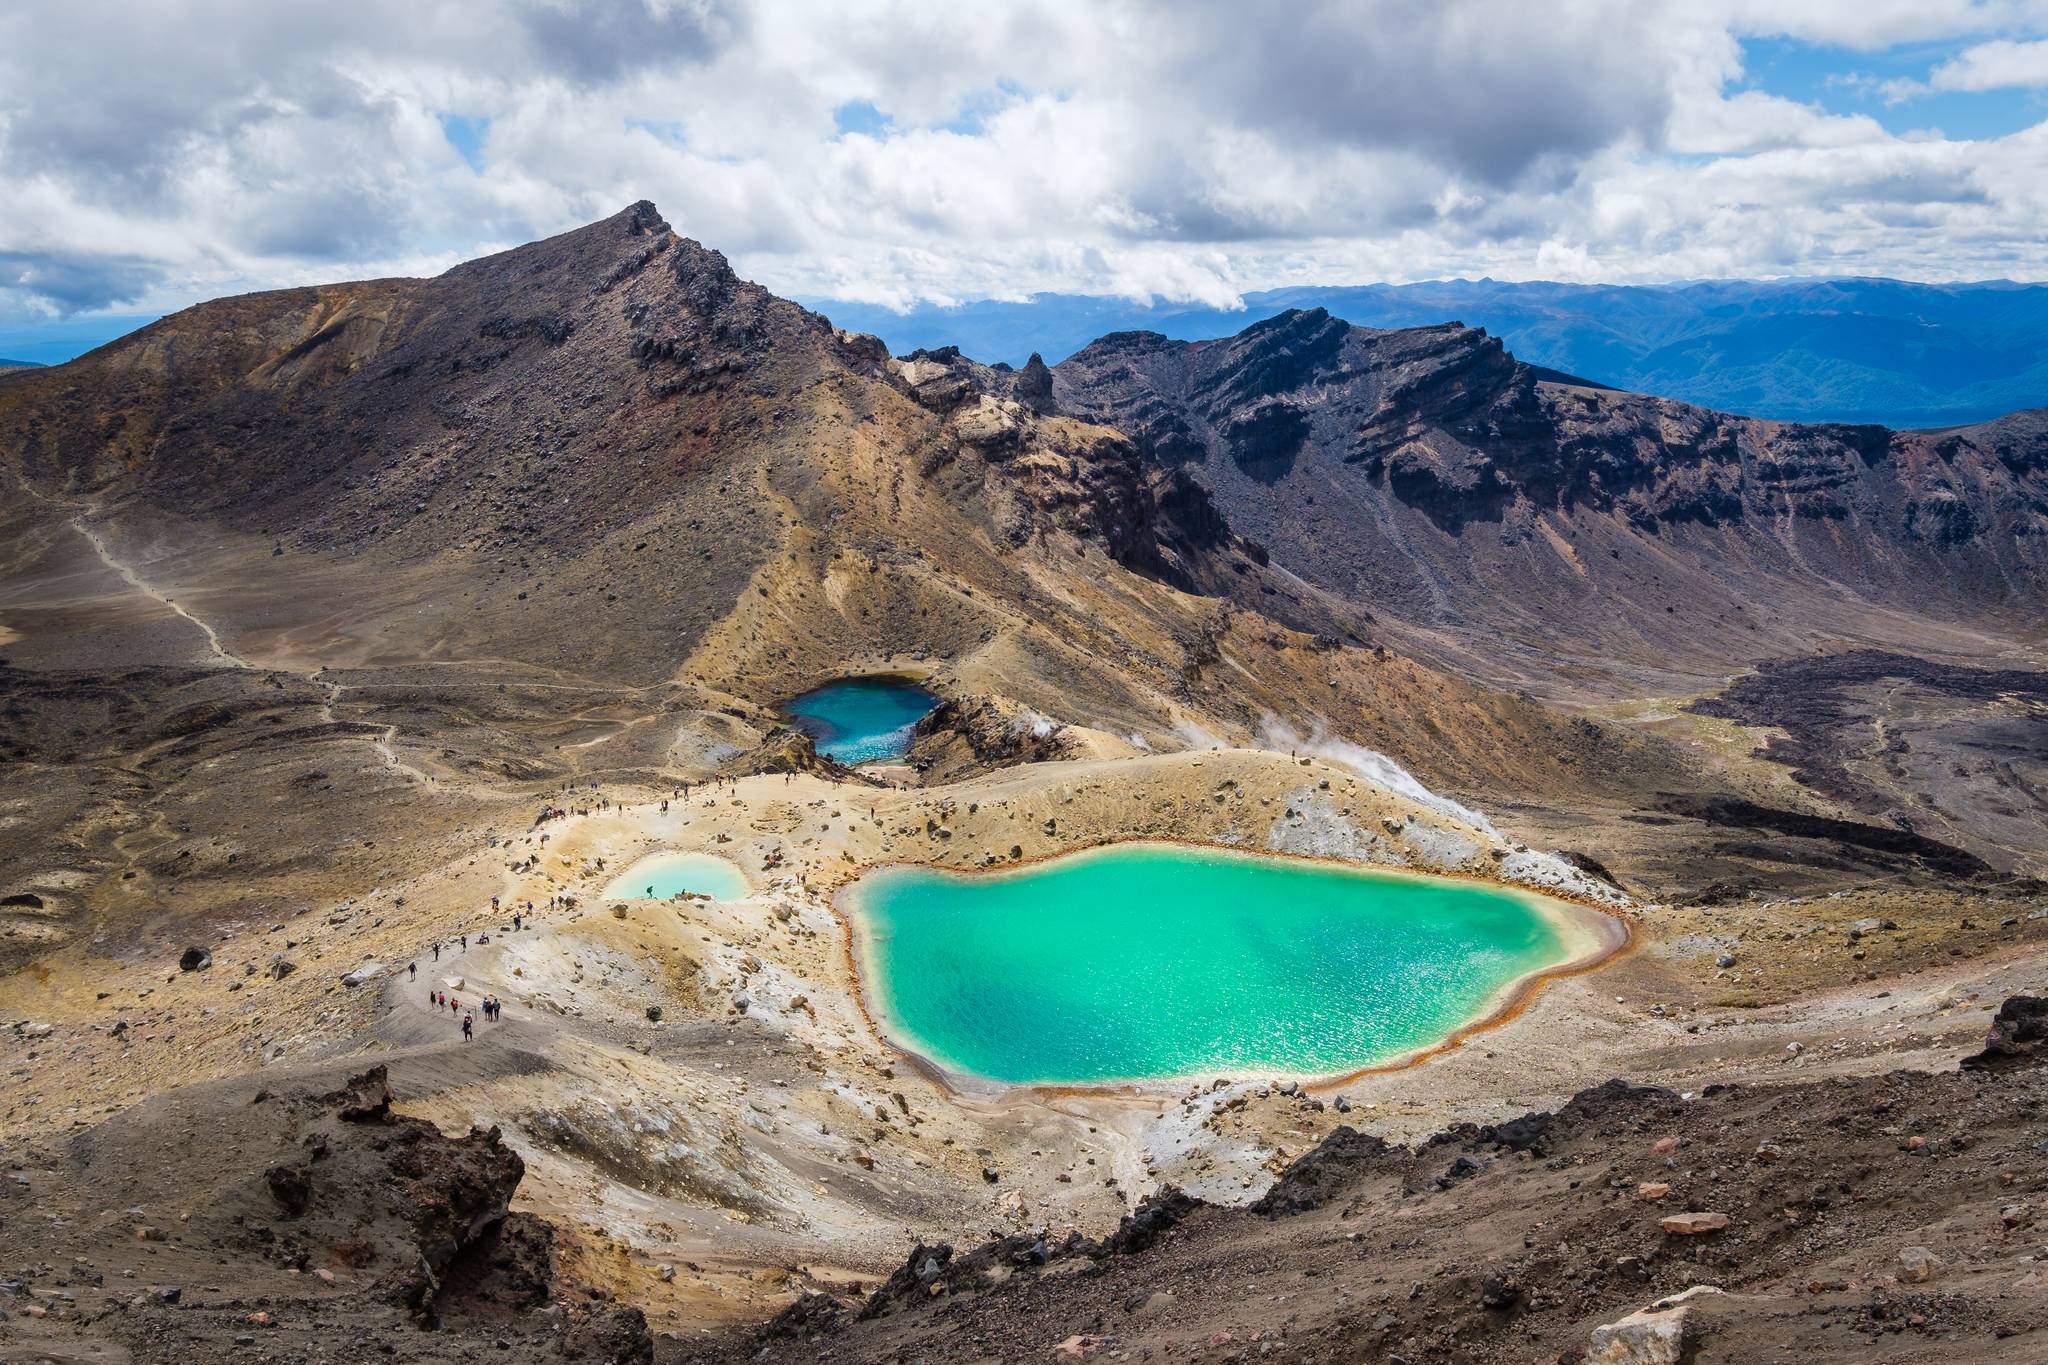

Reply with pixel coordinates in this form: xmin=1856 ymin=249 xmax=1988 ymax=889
xmin=69 ymin=516 xmax=249 ymax=666
xmin=69 ymin=503 xmax=436 ymax=790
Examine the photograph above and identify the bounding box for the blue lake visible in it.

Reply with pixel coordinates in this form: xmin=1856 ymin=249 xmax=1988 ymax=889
xmin=786 ymin=678 xmax=939 ymax=765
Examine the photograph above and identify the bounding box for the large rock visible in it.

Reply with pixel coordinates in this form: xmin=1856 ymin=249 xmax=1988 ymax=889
xmin=1589 ymin=1286 xmax=1723 ymax=1363
xmin=562 ymin=1306 xmax=655 ymax=1362
xmin=1963 ymin=995 xmax=2048 ymax=1070
xmin=1898 ymin=1246 xmax=1942 ymax=1283
xmin=1014 ymin=352 xmax=1055 ymax=414
xmin=327 ymin=1064 xmax=395 ymax=1121
xmin=179 ymin=946 xmax=211 ymax=971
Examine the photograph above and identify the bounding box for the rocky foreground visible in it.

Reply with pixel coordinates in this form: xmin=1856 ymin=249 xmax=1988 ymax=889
xmin=3 ymin=1001 xmax=2043 ymax=1363
xmin=688 ymin=997 xmax=2048 ymax=1364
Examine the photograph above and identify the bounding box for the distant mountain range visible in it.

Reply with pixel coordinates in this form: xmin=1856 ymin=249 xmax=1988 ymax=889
xmin=810 ymin=277 xmax=2048 ymax=429
xmin=0 ymin=358 xmax=43 ymax=368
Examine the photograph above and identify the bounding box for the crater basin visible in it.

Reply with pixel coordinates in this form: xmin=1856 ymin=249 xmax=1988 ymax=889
xmin=842 ymin=842 xmax=1614 ymax=1087
xmin=785 ymin=678 xmax=939 ymax=765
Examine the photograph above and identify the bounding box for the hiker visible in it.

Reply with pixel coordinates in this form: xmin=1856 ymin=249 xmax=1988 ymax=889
xmin=432 ymin=942 xmax=440 ymax=961
xmin=512 ymin=912 xmax=521 ymax=931
xmin=449 ymin=996 xmax=459 ymax=1014
xmin=408 ymin=962 xmax=416 ymax=980
xmin=460 ymin=934 xmax=468 ymax=951
xmin=491 ymin=895 xmax=500 ymax=911
xmin=462 ymin=1013 xmax=473 ymax=1042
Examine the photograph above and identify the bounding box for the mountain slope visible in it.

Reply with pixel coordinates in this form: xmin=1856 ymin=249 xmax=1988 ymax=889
xmin=816 ymin=276 xmax=2048 ymax=427
xmin=5 ymin=205 xmax=1760 ymax=929
xmin=1053 ymin=308 xmax=2048 ymax=698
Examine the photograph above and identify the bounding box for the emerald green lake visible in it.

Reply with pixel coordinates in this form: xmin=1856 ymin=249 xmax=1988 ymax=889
xmin=604 ymin=851 xmax=750 ymax=903
xmin=845 ymin=843 xmax=1591 ymax=1086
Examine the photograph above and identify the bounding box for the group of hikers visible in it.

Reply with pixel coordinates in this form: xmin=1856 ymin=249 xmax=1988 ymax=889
xmin=403 ymin=893 xmax=541 ymax=1043
xmin=422 ymin=987 xmax=505 ymax=1041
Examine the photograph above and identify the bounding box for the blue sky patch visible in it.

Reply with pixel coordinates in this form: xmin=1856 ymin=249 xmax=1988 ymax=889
xmin=1741 ymin=36 xmax=2046 ymax=141
xmin=833 ymin=100 xmax=892 ymax=139
xmin=438 ymin=113 xmax=491 ymax=171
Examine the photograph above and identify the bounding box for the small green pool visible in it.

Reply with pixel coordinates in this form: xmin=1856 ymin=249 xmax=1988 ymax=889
xmin=843 ymin=842 xmax=1595 ymax=1086
xmin=605 ymin=851 xmax=750 ymax=903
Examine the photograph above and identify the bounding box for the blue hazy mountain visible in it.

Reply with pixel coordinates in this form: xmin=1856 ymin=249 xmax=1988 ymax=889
xmin=808 ymin=278 xmax=2048 ymax=429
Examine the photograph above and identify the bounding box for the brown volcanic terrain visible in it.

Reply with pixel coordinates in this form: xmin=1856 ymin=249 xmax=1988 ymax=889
xmin=2 ymin=204 xmax=2046 ymax=1363
xmin=1054 ymin=311 xmax=2048 ymax=878
xmin=1052 ymin=310 xmax=2047 ymax=694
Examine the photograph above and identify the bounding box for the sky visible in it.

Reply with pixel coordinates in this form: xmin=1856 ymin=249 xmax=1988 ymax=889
xmin=6 ymin=0 xmax=2048 ymax=358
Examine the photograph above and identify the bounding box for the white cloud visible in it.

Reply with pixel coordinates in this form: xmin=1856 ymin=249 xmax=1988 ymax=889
xmin=2 ymin=0 xmax=2047 ymax=323
xmin=1929 ymin=37 xmax=2048 ymax=88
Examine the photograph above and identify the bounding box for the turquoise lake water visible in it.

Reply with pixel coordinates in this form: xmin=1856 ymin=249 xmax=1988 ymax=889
xmin=604 ymin=852 xmax=750 ymax=902
xmin=845 ymin=843 xmax=1579 ymax=1085
xmin=786 ymin=678 xmax=939 ymax=765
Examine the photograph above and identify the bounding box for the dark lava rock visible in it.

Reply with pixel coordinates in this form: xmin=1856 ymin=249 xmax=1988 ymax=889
xmin=1014 ymin=352 xmax=1055 ymax=415
xmin=762 ymin=1290 xmax=851 ymax=1341
xmin=1103 ymin=1186 xmax=1203 ymax=1253
xmin=327 ymin=1065 xmax=394 ymax=1122
xmin=1252 ymin=1126 xmax=1398 ymax=1215
xmin=860 ymin=1243 xmax=955 ymax=1319
xmin=179 ymin=946 xmax=211 ymax=972
xmin=265 ymin=1163 xmax=312 ymax=1218
xmin=1964 ymin=995 xmax=2048 ymax=1071
xmin=562 ymin=1305 xmax=654 ymax=1363
xmin=444 ymin=1212 xmax=557 ymax=1311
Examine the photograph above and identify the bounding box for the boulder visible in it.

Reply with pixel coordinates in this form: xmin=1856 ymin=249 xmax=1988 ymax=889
xmin=561 ymin=1305 xmax=654 ymax=1363
xmin=1962 ymin=995 xmax=2048 ymax=1070
xmin=179 ymin=946 xmax=212 ymax=972
xmin=1588 ymin=1286 xmax=1722 ymax=1364
xmin=1660 ymin=1211 xmax=1730 ymax=1235
xmin=1898 ymin=1246 xmax=1941 ymax=1283
xmin=327 ymin=1065 xmax=394 ymax=1122
xmin=339 ymin=962 xmax=384 ymax=988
